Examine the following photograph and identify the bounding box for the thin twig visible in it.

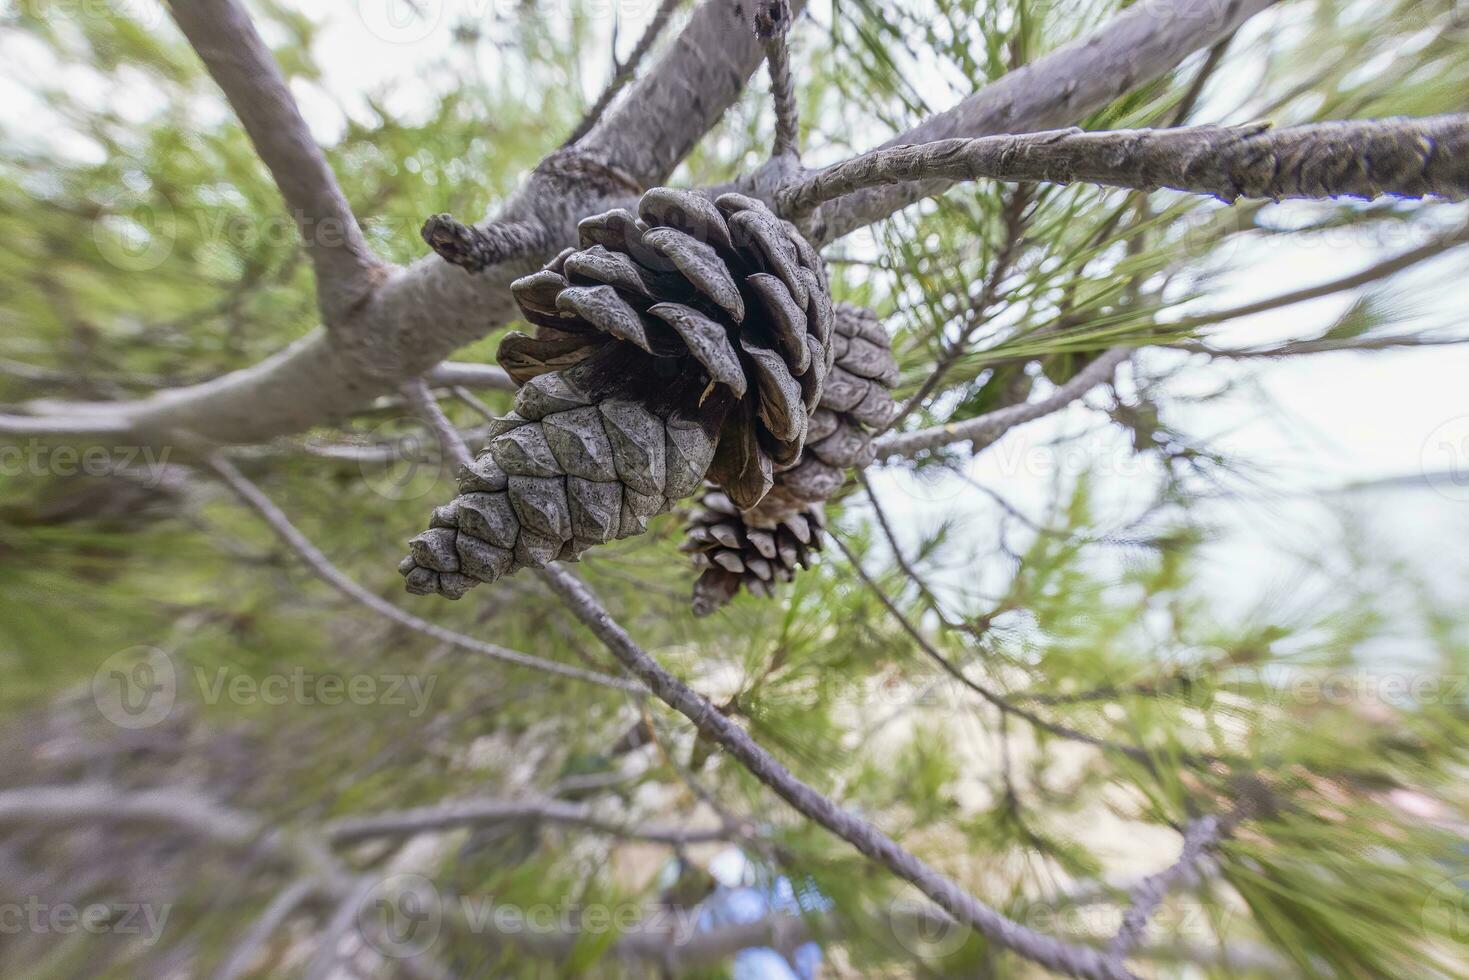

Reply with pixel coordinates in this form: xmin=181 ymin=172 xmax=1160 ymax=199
xmin=1167 ymin=223 xmax=1469 ymax=330
xmin=754 ymin=0 xmax=800 ymax=159
xmin=1108 ymin=816 xmax=1223 ymax=957
xmin=400 ymin=377 xmax=472 ymax=469
xmin=563 ymin=0 xmax=686 ymax=147
xmin=778 ymin=115 xmax=1469 ymax=218
xmin=426 ymin=361 xmax=517 ymax=392
xmin=886 ymin=186 xmax=1033 ymax=431
xmin=535 ymin=563 xmax=1136 ymax=980
xmin=206 ymin=454 xmax=640 ymax=693
xmin=875 ymin=347 xmax=1130 ymax=460
xmin=829 ymin=535 xmax=1157 ymax=767
xmin=324 ymin=796 xmax=730 ymax=847
xmin=1173 ymin=332 xmax=1469 ymax=359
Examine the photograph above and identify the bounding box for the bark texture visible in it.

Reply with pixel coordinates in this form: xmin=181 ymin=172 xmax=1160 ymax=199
xmin=800 ymin=0 xmax=1281 ymax=242
xmin=166 ymin=0 xmax=383 ymax=322
xmin=781 ymin=116 xmax=1469 ymax=214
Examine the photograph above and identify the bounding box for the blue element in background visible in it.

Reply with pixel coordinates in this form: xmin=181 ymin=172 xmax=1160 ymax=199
xmin=695 ymin=853 xmax=832 ymax=980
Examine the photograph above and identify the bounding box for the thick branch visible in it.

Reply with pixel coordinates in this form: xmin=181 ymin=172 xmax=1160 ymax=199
xmin=19 ymin=0 xmax=789 ymax=447
xmin=562 ymin=0 xmax=686 ymax=148
xmin=167 ymin=0 xmax=383 ymax=322
xmin=537 ymin=564 xmax=1135 ymax=980
xmin=781 ymin=115 xmax=1469 ymax=216
xmin=874 ymin=347 xmax=1130 ymax=460
xmin=0 ymin=782 xmax=263 ymax=845
xmin=206 ymin=455 xmax=640 ymax=693
xmin=801 ymin=0 xmax=1280 ymax=242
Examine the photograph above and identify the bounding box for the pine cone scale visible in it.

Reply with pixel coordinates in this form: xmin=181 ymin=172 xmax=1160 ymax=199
xmin=682 ymin=302 xmax=899 ymax=613
xmin=403 ymin=188 xmax=833 ymax=599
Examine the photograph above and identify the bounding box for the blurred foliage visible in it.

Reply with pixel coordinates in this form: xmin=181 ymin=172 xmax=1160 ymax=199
xmin=1 ymin=1 xmax=1468 ymax=978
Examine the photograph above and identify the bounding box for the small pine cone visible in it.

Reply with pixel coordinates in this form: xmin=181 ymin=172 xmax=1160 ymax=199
xmin=681 ymin=488 xmax=826 ymax=617
xmin=679 ymin=302 xmax=899 ymax=613
xmin=401 ymin=188 xmax=833 ymax=599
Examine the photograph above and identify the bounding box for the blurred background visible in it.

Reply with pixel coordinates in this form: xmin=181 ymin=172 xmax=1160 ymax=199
xmin=1 ymin=0 xmax=1467 ymax=977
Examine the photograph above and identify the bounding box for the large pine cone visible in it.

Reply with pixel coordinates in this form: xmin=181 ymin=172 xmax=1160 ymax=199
xmin=401 ymin=188 xmax=832 ymax=599
xmin=680 ymin=302 xmax=898 ymax=613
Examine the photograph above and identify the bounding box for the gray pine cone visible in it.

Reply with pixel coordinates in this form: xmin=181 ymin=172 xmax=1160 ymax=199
xmin=682 ymin=488 xmax=826 ymax=617
xmin=679 ymin=302 xmax=899 ymax=613
xmin=401 ymin=188 xmax=833 ymax=600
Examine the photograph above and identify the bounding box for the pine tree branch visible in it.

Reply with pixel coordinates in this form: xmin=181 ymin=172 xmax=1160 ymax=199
xmin=212 ymin=877 xmax=317 ymax=980
xmin=754 ymin=0 xmax=800 ymax=159
xmin=797 ymin=0 xmax=1281 ymax=243
xmin=205 ymin=454 xmax=640 ymax=693
xmin=780 ymin=115 xmax=1469 ymax=217
xmin=418 ymin=215 xmax=556 ymax=274
xmin=425 ymin=362 xmax=516 ymax=391
xmin=1167 ymin=221 xmax=1469 ymax=330
xmin=0 ymin=782 xmax=265 ymax=846
xmin=400 ymin=378 xmax=472 ymax=470
xmin=16 ymin=1 xmax=792 ymax=447
xmin=1107 ymin=816 xmax=1223 ymax=957
xmin=166 ymin=0 xmax=384 ymax=323
xmin=324 ymin=796 xmax=730 ymax=847
xmin=885 ymin=186 xmax=1033 ymax=431
xmin=580 ymin=0 xmax=807 ymax=189
xmin=535 ymin=563 xmax=1136 ymax=980
xmin=1173 ymin=332 xmax=1469 ymax=358
xmin=829 ymin=534 xmax=1157 ymax=766
xmin=562 ymin=0 xmax=686 ymax=148
xmin=874 ymin=347 xmax=1130 ymax=460
xmin=0 ymin=412 xmax=133 ymax=436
